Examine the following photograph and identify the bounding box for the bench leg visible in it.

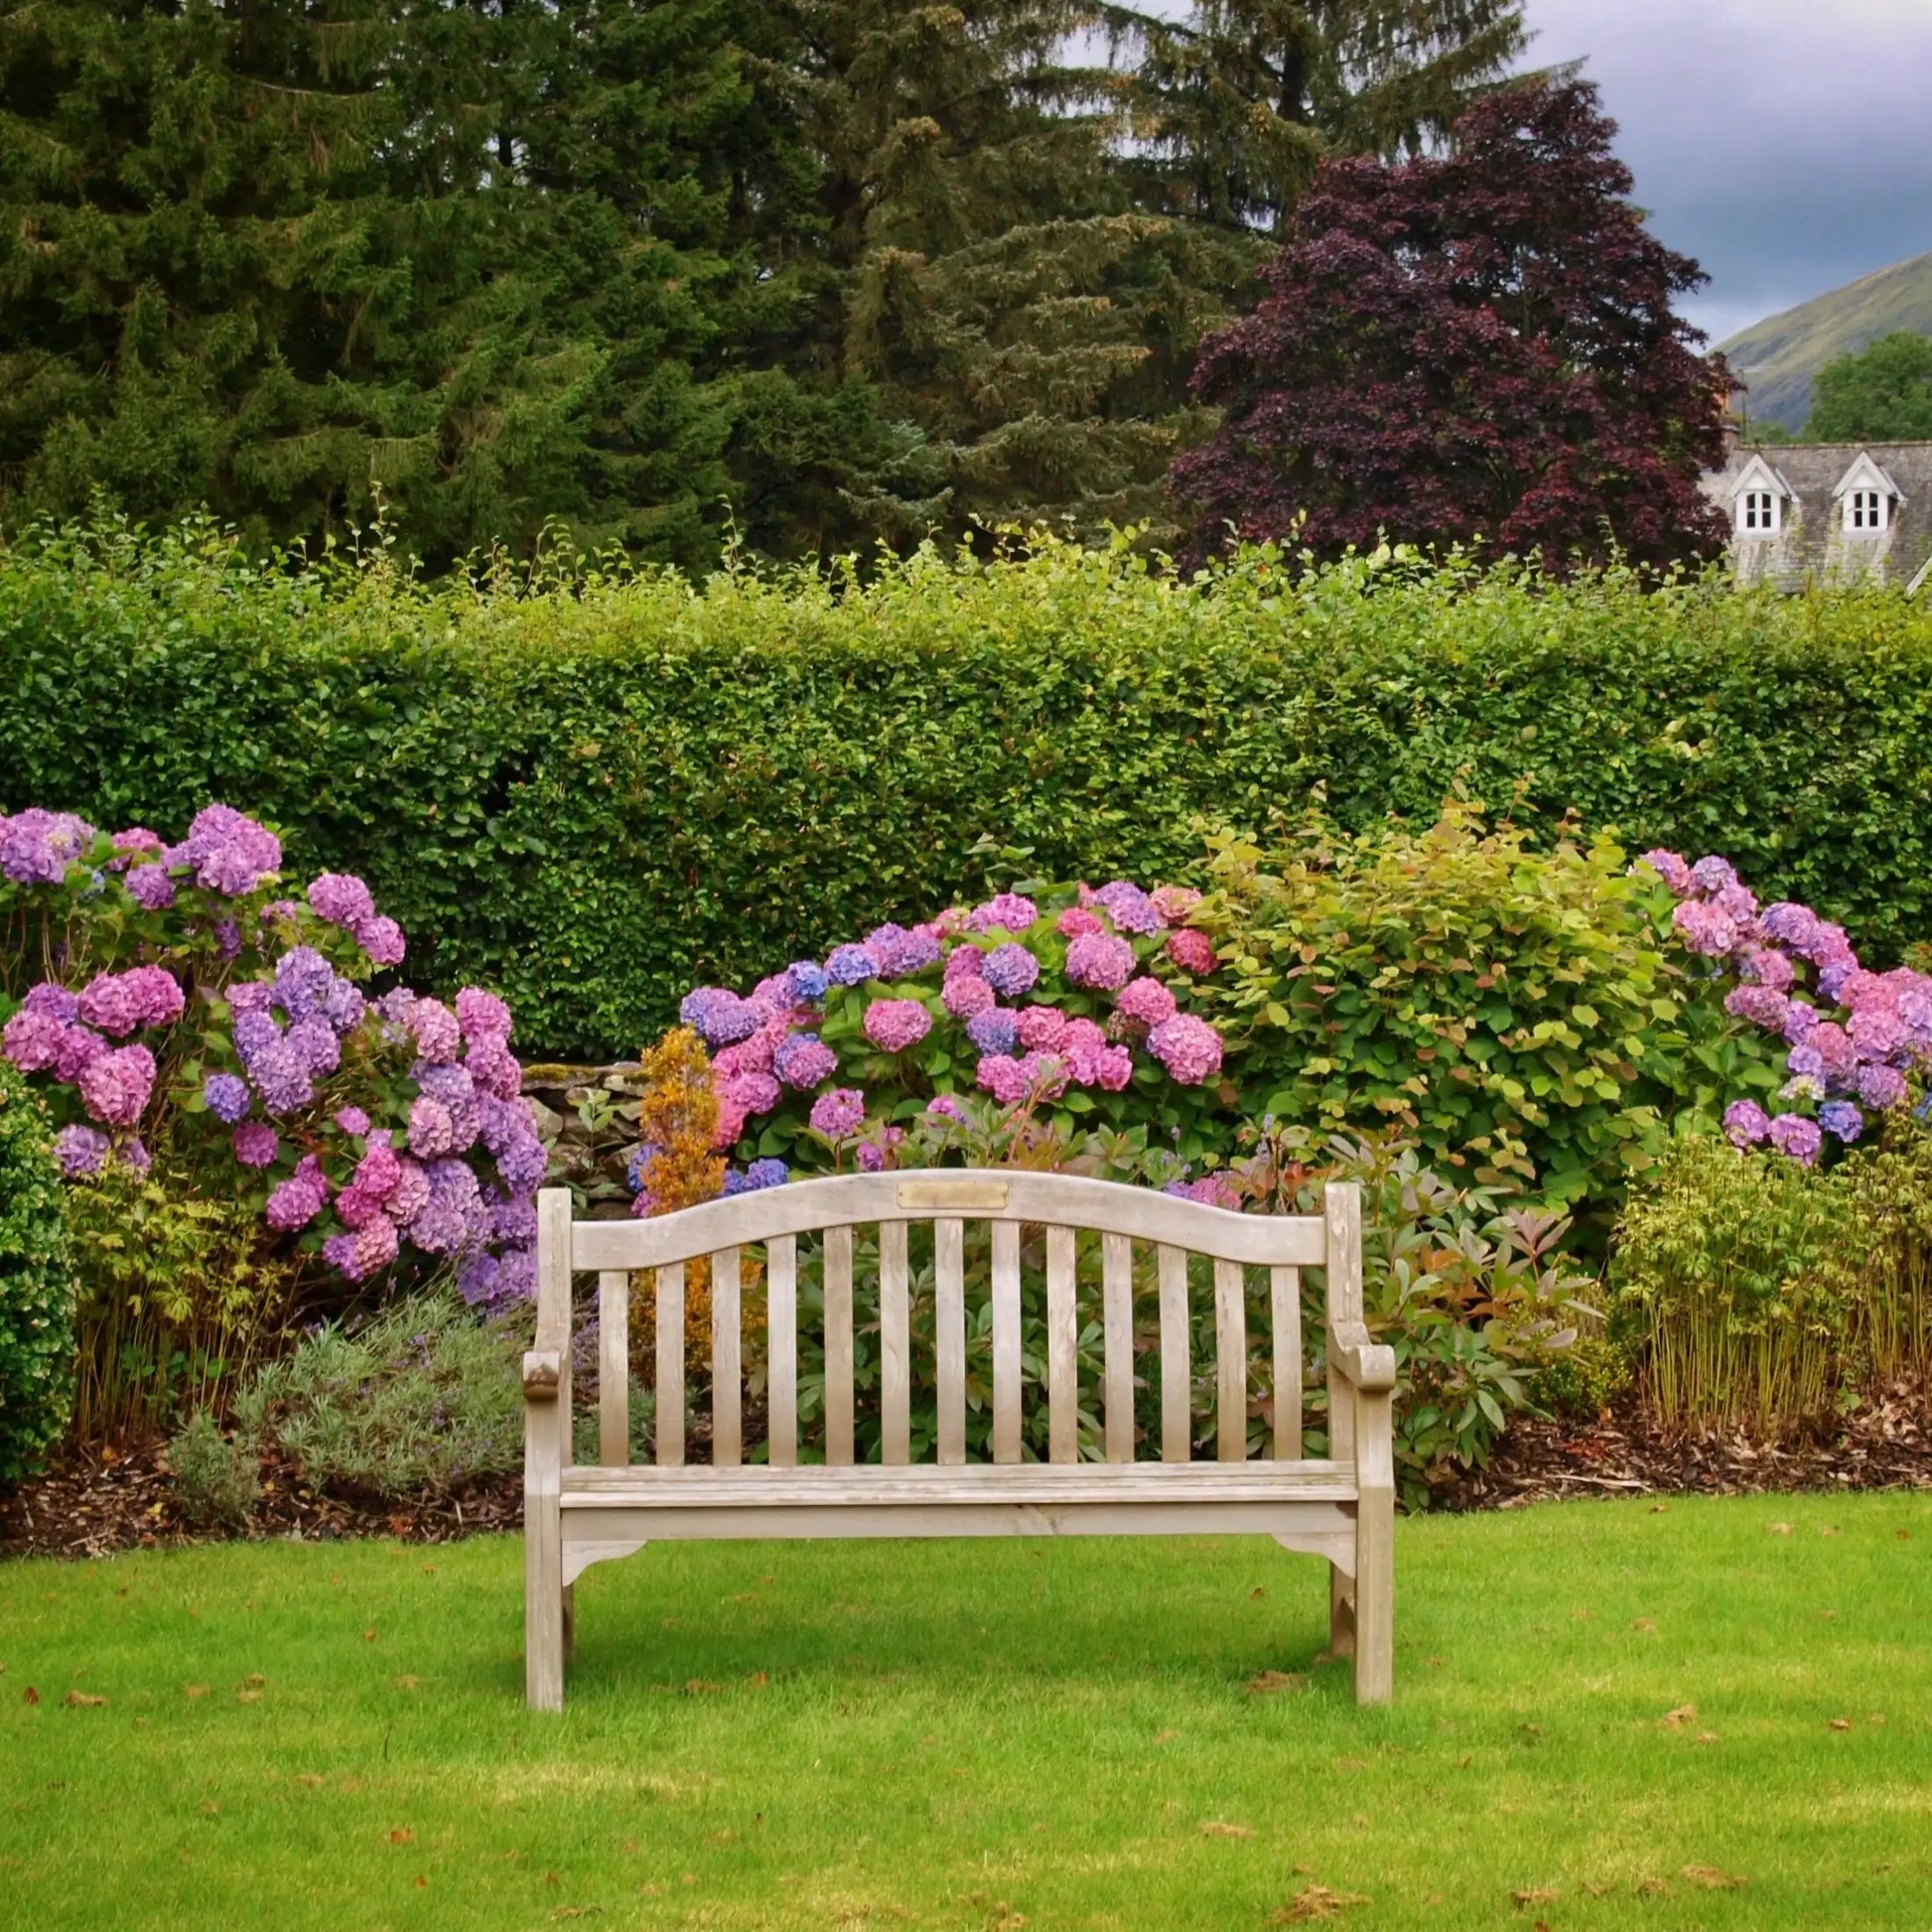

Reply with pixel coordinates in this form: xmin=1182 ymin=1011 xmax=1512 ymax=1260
xmin=562 ymin=1582 xmax=576 ymax=1669
xmin=1327 ymin=1565 xmax=1356 ymax=1659
xmin=1352 ymin=1388 xmax=1395 ymax=1707
xmin=526 ymin=1504 xmax=566 ymax=1712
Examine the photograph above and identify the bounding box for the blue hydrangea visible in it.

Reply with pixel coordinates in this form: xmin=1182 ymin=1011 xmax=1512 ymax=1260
xmin=784 ymin=959 xmax=830 ymax=1003
xmin=1819 ymin=1100 xmax=1863 ymax=1143
xmin=679 ymin=986 xmax=758 ymax=1046
xmin=203 ymin=1072 xmax=252 ymax=1124
xmin=981 ymin=942 xmax=1038 ymax=999
xmin=967 ymin=1010 xmax=1020 ymax=1055
xmin=723 ymin=1158 xmax=789 ymax=1196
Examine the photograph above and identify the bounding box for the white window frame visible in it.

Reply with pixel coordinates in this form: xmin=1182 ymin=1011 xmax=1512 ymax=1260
xmin=1737 ymin=489 xmax=1780 ymax=536
xmin=1845 ymin=486 xmax=1888 ymax=534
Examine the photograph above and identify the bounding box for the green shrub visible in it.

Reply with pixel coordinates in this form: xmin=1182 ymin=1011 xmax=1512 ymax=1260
xmin=233 ymin=1294 xmax=524 ymax=1499
xmin=1195 ymin=805 xmax=1785 ymax=1224
xmin=166 ymin=1410 xmax=258 ymax=1530
xmin=0 ymin=1062 xmax=75 ymax=1482
xmin=1612 ymin=1122 xmax=1932 ymax=1438
xmin=4 ymin=520 xmax=1932 ymax=1060
xmin=67 ymin=1146 xmax=299 ymax=1442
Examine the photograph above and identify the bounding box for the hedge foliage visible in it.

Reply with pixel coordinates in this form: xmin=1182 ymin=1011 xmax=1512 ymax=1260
xmin=3 ymin=519 xmax=1931 ymax=1061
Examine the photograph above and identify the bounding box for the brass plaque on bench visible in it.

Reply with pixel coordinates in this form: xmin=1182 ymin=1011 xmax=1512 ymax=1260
xmin=897 ymin=1177 xmax=1011 ymax=1211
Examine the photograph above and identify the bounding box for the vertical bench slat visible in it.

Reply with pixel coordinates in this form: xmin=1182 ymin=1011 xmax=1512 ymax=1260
xmin=711 ymin=1246 xmax=742 ymax=1467
xmin=934 ymin=1217 xmax=967 ymax=1466
xmin=1214 ymin=1257 xmax=1246 ymax=1462
xmin=991 ymin=1219 xmax=1023 ymax=1464
xmin=880 ymin=1220 xmax=911 ymax=1465
xmin=1045 ymin=1225 xmax=1078 ymax=1463
xmin=1324 ymin=1186 xmax=1362 ymax=1469
xmin=767 ymin=1235 xmax=798 ymax=1468
xmin=1271 ymin=1264 xmax=1302 ymax=1460
xmin=598 ymin=1271 xmax=629 ymax=1466
xmin=1158 ymin=1243 xmax=1189 ymax=1463
xmin=824 ymin=1224 xmax=855 ymax=1465
xmin=1101 ymin=1231 xmax=1133 ymax=1463
xmin=655 ymin=1262 xmax=685 ymax=1467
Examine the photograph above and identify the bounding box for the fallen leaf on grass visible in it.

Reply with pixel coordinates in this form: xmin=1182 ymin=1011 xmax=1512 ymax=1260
xmin=413 ymin=1876 xmax=428 ymax=1890
xmin=394 ymin=1676 xmax=421 ymax=1691
xmin=1867 ymin=1714 xmax=1887 ymax=1725
xmin=390 ymin=1829 xmax=415 ymax=1845
xmin=1649 ymin=1503 xmax=1669 ymax=1514
xmin=1660 ymin=1704 xmax=1698 ymax=1730
xmin=1250 ymin=1587 xmax=1265 ymax=1599
xmin=1829 ymin=1718 xmax=1853 ymax=1731
xmin=23 ymin=1687 xmax=40 ymax=1706
xmin=1512 ymin=1888 xmax=1558 ymax=1908
xmin=684 ymin=1680 xmax=723 ymax=1696
xmin=62 ymin=1691 xmax=106 ymax=1708
xmin=362 ymin=1628 xmax=376 ymax=1642
xmin=1631 ymin=1618 xmax=1656 ymax=1633
xmin=1634 ymin=1876 xmax=1670 ymax=1897
xmin=1821 ymin=1524 xmax=1841 ymax=1536
xmin=201 ymin=1802 xmax=219 ymax=1817
xmin=1199 ymin=1822 xmax=1255 ymax=1839
xmin=297 ymin=1775 xmax=326 ymax=1789
xmin=1695 ymin=1731 xmax=1720 ymax=1745
xmin=1680 ymin=1864 xmax=1746 ymax=1890
xmin=1245 ymin=1670 xmax=1305 ymax=1695
xmin=234 ymin=1690 xmax=261 ymax=1705
xmin=1153 ymin=1728 xmax=1179 ymax=1744
xmin=1767 ymin=1521 xmax=1793 ymax=1536
xmin=1272 ymin=1884 xmax=1370 ymax=1922
xmin=183 ymin=1685 xmax=208 ymax=1699
xmin=549 ymin=1910 xmax=602 ymax=1922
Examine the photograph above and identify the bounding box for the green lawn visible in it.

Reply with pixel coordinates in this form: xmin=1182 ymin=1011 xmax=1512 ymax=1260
xmin=3 ymin=1492 xmax=1930 ymax=1929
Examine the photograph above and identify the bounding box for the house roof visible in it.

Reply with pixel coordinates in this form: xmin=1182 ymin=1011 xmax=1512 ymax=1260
xmin=1702 ymin=440 xmax=1932 ymax=592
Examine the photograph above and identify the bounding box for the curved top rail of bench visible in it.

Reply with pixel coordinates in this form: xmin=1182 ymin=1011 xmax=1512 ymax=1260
xmin=565 ymin=1170 xmax=1335 ymax=1271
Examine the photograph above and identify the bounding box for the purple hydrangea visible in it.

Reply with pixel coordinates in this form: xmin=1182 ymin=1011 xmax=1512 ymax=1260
xmin=456 ymin=987 xmax=513 ymax=1043
xmin=323 ymin=1216 xmax=400 ymax=1283
xmin=823 ymin=945 xmax=878 ymax=989
xmin=354 ymin=916 xmax=407 ymax=967
xmin=53 ymin=1025 xmax=107 ymax=1083
xmin=23 ymin=983 xmax=79 ymax=1024
xmin=1722 ymin=1098 xmax=1771 ymax=1148
xmin=1148 ymin=1014 xmax=1223 ymax=1086
xmin=966 ymin=1009 xmax=1020 ymax=1055
xmin=408 ymin=998 xmax=464 ymax=1064
xmin=808 ymin=1088 xmax=867 ymax=1138
xmin=286 ymin=1016 xmax=343 ymax=1077
xmin=323 ymin=980 xmax=367 ymax=1034
xmin=494 ymin=1124 xmax=548 ymax=1193
xmin=54 ymin=1125 xmax=111 ymax=1177
xmin=1688 ymin=855 xmax=1738 ymax=897
xmin=204 ymin=1072 xmax=253 ymax=1123
xmin=466 ymin=1037 xmax=523 ymax=1100
xmin=1766 ymin=1113 xmax=1823 ymax=1166
xmin=679 ymin=986 xmax=759 ymax=1046
xmin=1 ymin=1007 xmax=65 ymax=1073
xmin=942 ymin=973 xmax=995 ymax=1020
xmin=1857 ymin=1063 xmax=1908 ymax=1110
xmin=1758 ymin=902 xmax=1822 ymax=952
xmin=246 ymin=1038 xmax=316 ymax=1115
xmin=982 ymin=943 xmax=1038 ymax=999
xmin=172 ymin=805 xmax=281 ymax=896
xmin=265 ymin=1158 xmax=331 ymax=1231
xmin=233 ymin=1122 xmax=280 ymax=1168
xmin=1091 ymin=882 xmax=1161 ymax=936
xmin=334 ymin=1105 xmax=370 ymax=1137
xmin=1635 ymin=849 xmax=1693 ymax=893
xmin=0 ymin=809 xmax=96 ymax=886
xmin=125 ymin=863 xmax=177 ymax=910
xmin=774 ymin=1033 xmax=838 ymax=1089
xmin=272 ymin=947 xmax=336 ymax=1021
xmin=865 ymin=923 xmax=943 ymax=978
xmin=926 ymin=1094 xmax=967 ymax=1123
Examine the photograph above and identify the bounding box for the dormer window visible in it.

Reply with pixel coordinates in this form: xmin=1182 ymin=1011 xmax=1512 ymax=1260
xmin=1729 ymin=455 xmax=1792 ymax=539
xmin=1739 ymin=489 xmax=1779 ymax=535
xmin=1846 ymin=487 xmax=1887 ymax=534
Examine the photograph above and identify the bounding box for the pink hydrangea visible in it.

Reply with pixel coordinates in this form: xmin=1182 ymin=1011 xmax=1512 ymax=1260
xmin=77 ymin=1043 xmax=156 ymax=1126
xmin=943 ymin=945 xmax=985 ymax=981
xmin=712 ymin=1096 xmax=749 ymax=1150
xmin=1725 ymin=985 xmax=1790 ymax=1033
xmin=1 ymin=1007 xmax=64 ymax=1073
xmin=863 ymin=999 xmax=933 ymax=1053
xmin=54 ymin=1025 xmax=106 ymax=1082
xmin=466 ymin=1038 xmax=523 ymax=1100
xmin=76 ymin=966 xmax=183 ymax=1036
xmin=1671 ymin=899 xmax=1738 ymax=957
xmin=942 ymin=973 xmax=995 ymax=1020
xmin=1056 ymin=906 xmax=1106 ymax=939
xmin=714 ymin=1033 xmax=776 ymax=1079
xmin=407 ymin=999 xmax=463 ymax=1064
xmin=455 ymin=986 xmax=513 ymax=1042
xmin=1807 ymin=1022 xmax=1857 ymax=1083
xmin=967 ymin=893 xmax=1037 ymax=934
xmin=408 ymin=1095 xmax=461 ymax=1158
xmin=265 ymin=1159 xmax=330 ymax=1231
xmin=1165 ymin=928 xmax=1217 ymax=976
xmin=974 ymin=1054 xmax=1030 ymax=1105
xmin=1636 ymin=849 xmax=1693 ymax=893
xmin=774 ymin=1035 xmax=838 ymax=1089
xmin=1767 ymin=1113 xmax=1823 ymax=1166
xmin=233 ymin=1122 xmax=279 ymax=1168
xmin=1014 ymin=1007 xmax=1068 ymax=1052
xmin=1065 ymin=931 xmax=1137 ymax=991
xmin=385 ymin=1159 xmax=432 ymax=1226
xmin=1848 ymin=1008 xmax=1904 ymax=1058
xmin=1112 ymin=976 xmax=1177 ymax=1032
xmin=719 ymin=1069 xmax=782 ymax=1116
xmin=1740 ymin=948 xmax=1795 ymax=993
xmin=308 ymin=873 xmax=376 ymax=929
xmin=352 ymin=1139 xmax=402 ymax=1200
xmin=1148 ymin=1014 xmax=1222 ymax=1085
xmin=355 ymin=915 xmax=407 ymax=967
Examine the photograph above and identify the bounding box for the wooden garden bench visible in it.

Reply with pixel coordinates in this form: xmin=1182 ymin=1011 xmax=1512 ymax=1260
xmin=522 ymin=1172 xmax=1395 ymax=1710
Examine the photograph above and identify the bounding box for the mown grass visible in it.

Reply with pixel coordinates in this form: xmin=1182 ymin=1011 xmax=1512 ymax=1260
xmin=3 ymin=1491 xmax=1930 ymax=1929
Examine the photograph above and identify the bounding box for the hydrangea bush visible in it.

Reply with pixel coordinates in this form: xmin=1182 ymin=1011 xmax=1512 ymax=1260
xmin=637 ymin=879 xmax=1230 ymax=1209
xmin=1636 ymin=849 xmax=1932 ymax=1164
xmin=0 ymin=804 xmax=544 ymax=1307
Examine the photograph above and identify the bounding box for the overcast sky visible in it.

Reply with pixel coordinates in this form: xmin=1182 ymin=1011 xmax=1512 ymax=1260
xmin=1519 ymin=0 xmax=1932 ymax=343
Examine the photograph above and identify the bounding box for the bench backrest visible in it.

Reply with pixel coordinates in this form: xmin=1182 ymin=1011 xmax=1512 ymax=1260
xmin=531 ymin=1171 xmax=1362 ymax=1469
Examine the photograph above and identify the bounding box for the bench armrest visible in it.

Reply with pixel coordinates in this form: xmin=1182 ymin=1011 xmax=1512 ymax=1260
xmin=1326 ymin=1319 xmax=1396 ymax=1393
xmin=523 ymin=1348 xmax=563 ymax=1402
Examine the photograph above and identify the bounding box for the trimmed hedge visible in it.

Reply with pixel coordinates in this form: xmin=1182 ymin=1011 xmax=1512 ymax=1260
xmin=3 ymin=521 xmax=1931 ymax=1060
xmin=0 ymin=1061 xmax=74 ymax=1482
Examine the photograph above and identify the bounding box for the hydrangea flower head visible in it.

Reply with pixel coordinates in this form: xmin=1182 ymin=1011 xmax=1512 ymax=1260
xmin=1671 ymin=899 xmax=1737 ymax=957
xmin=1758 ymin=901 xmax=1821 ymax=952
xmin=982 ymin=943 xmax=1038 ymax=999
xmin=974 ymin=1053 xmax=1029 ymax=1106
xmin=1151 ymin=886 xmax=1203 ymax=927
xmin=233 ymin=1122 xmax=280 ymax=1169
xmin=1148 ymin=1014 xmax=1223 ymax=1085
xmin=1635 ymin=849 xmax=1693 ymax=894
xmin=824 ymin=945 xmax=878 ymax=988
xmin=717 ymin=1069 xmax=782 ymax=1116
xmin=1766 ymin=1113 xmax=1823 ymax=1165
xmin=77 ymin=1044 xmax=156 ymax=1127
xmin=808 ymin=1088 xmax=867 ymax=1138
xmin=204 ymin=1072 xmax=252 ymax=1123
xmin=55 ymin=1125 xmax=112 ymax=1177
xmin=1 ymin=1007 xmax=65 ymax=1074
xmin=1056 ymin=907 xmax=1105 ymax=939
xmin=784 ymin=960 xmax=830 ymax=1005
xmin=942 ymin=973 xmax=995 ymax=1020
xmin=966 ymin=1010 xmax=1020 ymax=1056
xmin=1723 ymin=1098 xmax=1771 ymax=1148
xmin=1014 ymin=1007 xmax=1067 ymax=1052
xmin=335 ymin=1105 xmax=371 ymax=1137
xmin=175 ymin=805 xmax=281 ymax=895
xmin=407 ymin=998 xmax=464 ymax=1063
xmin=1112 ymin=976 xmax=1177 ymax=1033
xmin=926 ymin=1094 xmax=967 ymax=1123
xmin=1166 ymin=928 xmax=1217 ymax=976
xmin=1818 ymin=1100 xmax=1863 ymax=1143
xmin=354 ymin=915 xmax=407 ymax=967
xmin=1857 ymin=1063 xmax=1908 ymax=1109
xmin=125 ymin=863 xmax=177 ymax=910
xmin=866 ymin=923 xmax=942 ymax=977
xmin=774 ymin=1033 xmax=838 ymax=1089
xmin=456 ymin=987 xmax=513 ymax=1043
xmin=1065 ymin=931 xmax=1136 ymax=991
xmin=1725 ymin=985 xmax=1790 ymax=1033
xmin=308 ymin=873 xmax=376 ymax=929
xmin=967 ymin=893 xmax=1037 ymax=934
xmin=942 ymin=946 xmax=986 ymax=982
xmin=1688 ymin=855 xmax=1738 ymax=897
xmin=863 ymin=999 xmax=932 ymax=1053
xmin=0 ymin=809 xmax=96 ymax=886
xmin=1091 ymin=882 xmax=1160 ymax=935
xmin=1741 ymin=948 xmax=1795 ymax=993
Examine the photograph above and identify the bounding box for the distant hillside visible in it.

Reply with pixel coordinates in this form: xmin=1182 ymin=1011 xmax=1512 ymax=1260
xmin=1720 ymin=251 xmax=1932 ymax=433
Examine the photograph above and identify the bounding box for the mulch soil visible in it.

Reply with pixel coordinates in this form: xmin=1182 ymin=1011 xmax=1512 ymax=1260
xmin=3 ymin=1386 xmax=1928 ymax=1561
